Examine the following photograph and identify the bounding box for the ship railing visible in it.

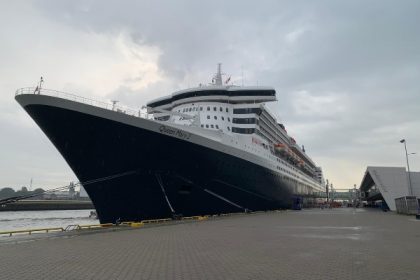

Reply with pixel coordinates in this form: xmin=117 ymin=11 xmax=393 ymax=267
xmin=15 ymin=87 xmax=151 ymax=119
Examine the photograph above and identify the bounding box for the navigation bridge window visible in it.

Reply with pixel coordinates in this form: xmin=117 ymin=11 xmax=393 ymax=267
xmin=232 ymin=127 xmax=255 ymax=134
xmin=233 ymin=108 xmax=262 ymax=114
xmin=233 ymin=118 xmax=257 ymax=124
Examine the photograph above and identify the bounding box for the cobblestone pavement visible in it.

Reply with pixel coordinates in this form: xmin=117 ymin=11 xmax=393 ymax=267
xmin=0 ymin=208 xmax=419 ymax=280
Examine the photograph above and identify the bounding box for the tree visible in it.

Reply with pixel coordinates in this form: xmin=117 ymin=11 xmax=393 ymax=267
xmin=0 ymin=188 xmax=16 ymax=199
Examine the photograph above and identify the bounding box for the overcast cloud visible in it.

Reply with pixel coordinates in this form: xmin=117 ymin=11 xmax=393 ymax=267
xmin=1 ymin=0 xmax=419 ymax=190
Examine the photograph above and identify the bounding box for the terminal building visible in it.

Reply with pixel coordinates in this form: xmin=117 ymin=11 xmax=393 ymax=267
xmin=359 ymin=166 xmax=420 ymax=211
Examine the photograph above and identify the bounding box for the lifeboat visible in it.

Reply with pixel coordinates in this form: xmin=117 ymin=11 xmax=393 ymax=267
xmin=274 ymin=143 xmax=287 ymax=153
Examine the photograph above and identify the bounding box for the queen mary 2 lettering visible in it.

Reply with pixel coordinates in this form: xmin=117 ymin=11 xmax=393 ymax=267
xmin=15 ymin=65 xmax=325 ymax=224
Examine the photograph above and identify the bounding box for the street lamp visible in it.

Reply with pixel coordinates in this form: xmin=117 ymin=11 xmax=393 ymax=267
xmin=400 ymin=139 xmax=413 ymax=196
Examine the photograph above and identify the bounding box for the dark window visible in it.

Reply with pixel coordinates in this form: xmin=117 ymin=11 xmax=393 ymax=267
xmin=232 ymin=118 xmax=257 ymax=124
xmin=189 ymin=108 xmax=192 ymax=112
xmin=207 ymin=115 xmax=210 ymax=119
xmin=183 ymin=108 xmax=186 ymax=112
xmin=232 ymin=127 xmax=255 ymax=134
xmin=219 ymin=107 xmax=222 ymax=111
xmin=201 ymin=124 xmax=204 ymax=128
xmin=207 ymin=106 xmax=210 ymax=111
xmin=233 ymin=108 xmax=262 ymax=115
xmin=228 ymin=117 xmax=231 ymax=122
xmin=206 ymin=124 xmax=209 ymax=128
xmin=214 ymin=116 xmax=217 ymax=120
xmin=216 ymin=125 xmax=219 ymax=129
xmin=200 ymin=107 xmax=203 ymax=111
xmin=211 ymin=124 xmax=214 ymax=128
xmin=213 ymin=107 xmax=216 ymax=111
xmin=227 ymin=127 xmax=230 ymax=131
xmin=221 ymin=117 xmax=224 ymax=121
xmin=226 ymin=108 xmax=229 ymax=112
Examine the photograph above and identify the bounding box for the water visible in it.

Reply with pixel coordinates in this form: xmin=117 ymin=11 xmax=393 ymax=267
xmin=0 ymin=210 xmax=98 ymax=232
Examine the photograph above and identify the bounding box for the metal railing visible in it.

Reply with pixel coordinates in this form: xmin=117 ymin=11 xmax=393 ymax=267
xmin=15 ymin=87 xmax=150 ymax=119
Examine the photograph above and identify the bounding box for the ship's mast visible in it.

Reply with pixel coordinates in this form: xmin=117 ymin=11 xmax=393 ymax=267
xmin=214 ymin=63 xmax=223 ymax=86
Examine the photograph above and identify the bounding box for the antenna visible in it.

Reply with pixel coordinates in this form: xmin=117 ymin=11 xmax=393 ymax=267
xmin=241 ymin=66 xmax=244 ymax=86
xmin=214 ymin=63 xmax=223 ymax=86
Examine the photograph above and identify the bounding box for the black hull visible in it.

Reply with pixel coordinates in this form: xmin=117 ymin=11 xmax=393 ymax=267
xmin=20 ymin=101 xmax=295 ymax=223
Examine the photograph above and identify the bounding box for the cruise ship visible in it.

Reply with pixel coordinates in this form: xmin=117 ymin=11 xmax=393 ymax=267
xmin=15 ymin=65 xmax=325 ymax=223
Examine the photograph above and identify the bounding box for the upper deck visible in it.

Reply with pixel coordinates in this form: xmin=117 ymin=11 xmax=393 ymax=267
xmin=147 ymin=85 xmax=276 ymax=110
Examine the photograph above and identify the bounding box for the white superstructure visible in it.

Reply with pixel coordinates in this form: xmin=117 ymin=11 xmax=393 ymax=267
xmin=147 ymin=65 xmax=325 ymax=195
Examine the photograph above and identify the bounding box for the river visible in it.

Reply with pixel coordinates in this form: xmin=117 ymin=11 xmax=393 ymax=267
xmin=0 ymin=210 xmax=98 ymax=232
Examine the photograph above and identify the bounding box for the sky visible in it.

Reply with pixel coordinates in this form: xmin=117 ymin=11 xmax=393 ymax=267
xmin=0 ymin=0 xmax=419 ymax=190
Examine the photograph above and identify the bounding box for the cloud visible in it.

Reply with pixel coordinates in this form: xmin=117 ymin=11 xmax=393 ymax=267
xmin=1 ymin=0 xmax=419 ymax=189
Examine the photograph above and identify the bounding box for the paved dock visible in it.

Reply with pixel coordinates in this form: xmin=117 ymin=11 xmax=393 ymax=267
xmin=0 ymin=208 xmax=419 ymax=280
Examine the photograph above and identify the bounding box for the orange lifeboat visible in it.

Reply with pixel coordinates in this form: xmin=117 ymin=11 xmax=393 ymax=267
xmin=274 ymin=143 xmax=287 ymax=153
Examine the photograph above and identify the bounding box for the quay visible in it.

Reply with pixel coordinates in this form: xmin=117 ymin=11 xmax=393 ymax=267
xmin=0 ymin=208 xmax=419 ymax=280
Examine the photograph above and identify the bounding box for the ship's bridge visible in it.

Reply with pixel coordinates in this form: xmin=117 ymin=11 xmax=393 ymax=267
xmin=147 ymin=85 xmax=276 ymax=111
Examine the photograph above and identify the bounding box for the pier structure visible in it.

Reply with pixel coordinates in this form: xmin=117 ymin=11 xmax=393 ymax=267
xmin=359 ymin=166 xmax=420 ymax=211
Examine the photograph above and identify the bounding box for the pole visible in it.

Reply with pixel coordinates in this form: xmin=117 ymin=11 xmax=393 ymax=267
xmin=403 ymin=141 xmax=413 ymax=196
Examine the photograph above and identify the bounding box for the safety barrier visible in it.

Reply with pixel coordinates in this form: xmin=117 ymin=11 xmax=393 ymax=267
xmin=0 ymin=227 xmax=64 ymax=237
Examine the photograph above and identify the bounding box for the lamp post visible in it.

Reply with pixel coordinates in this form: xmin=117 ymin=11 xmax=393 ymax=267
xmin=400 ymin=139 xmax=413 ymax=196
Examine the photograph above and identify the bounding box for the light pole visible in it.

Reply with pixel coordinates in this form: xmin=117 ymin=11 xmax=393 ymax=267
xmin=400 ymin=139 xmax=413 ymax=196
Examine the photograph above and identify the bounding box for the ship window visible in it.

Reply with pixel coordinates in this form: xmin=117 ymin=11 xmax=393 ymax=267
xmin=211 ymin=124 xmax=214 ymax=128
xmin=214 ymin=116 xmax=217 ymax=120
xmin=220 ymin=107 xmax=222 ymax=112
xmin=232 ymin=127 xmax=255 ymax=134
xmin=207 ymin=115 xmax=210 ymax=119
xmin=213 ymin=107 xmax=216 ymax=111
xmin=189 ymin=108 xmax=192 ymax=112
xmin=200 ymin=107 xmax=203 ymax=111
xmin=233 ymin=108 xmax=262 ymax=114
xmin=201 ymin=124 xmax=204 ymax=128
xmin=227 ymin=126 xmax=230 ymax=131
xmin=206 ymin=124 xmax=209 ymax=128
xmin=183 ymin=108 xmax=186 ymax=112
xmin=226 ymin=108 xmax=229 ymax=112
xmin=216 ymin=125 xmax=219 ymax=129
xmin=207 ymin=106 xmax=210 ymax=111
xmin=228 ymin=117 xmax=231 ymax=122
xmin=222 ymin=117 xmax=224 ymax=121
xmin=233 ymin=118 xmax=257 ymax=124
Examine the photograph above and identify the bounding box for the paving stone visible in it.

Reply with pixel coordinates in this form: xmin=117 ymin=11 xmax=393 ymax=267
xmin=0 ymin=208 xmax=419 ymax=280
